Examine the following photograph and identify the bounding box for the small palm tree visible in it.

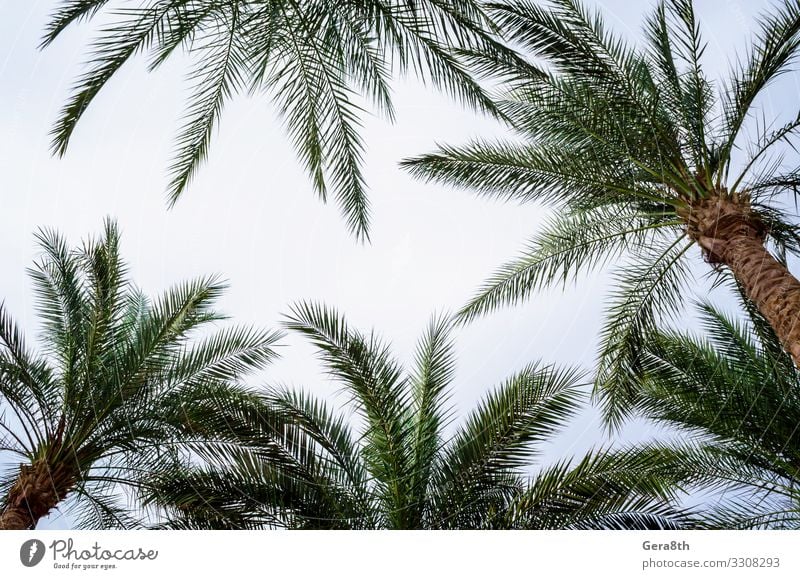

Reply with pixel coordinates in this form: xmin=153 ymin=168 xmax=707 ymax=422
xmin=148 ymin=302 xmax=691 ymax=529
xmin=44 ymin=0 xmax=524 ymax=239
xmin=404 ymin=0 xmax=800 ymax=422
xmin=629 ymin=299 xmax=800 ymax=528
xmin=0 ymin=220 xmax=281 ymax=529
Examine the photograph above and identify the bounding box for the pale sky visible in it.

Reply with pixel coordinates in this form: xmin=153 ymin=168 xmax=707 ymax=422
xmin=0 ymin=0 xmax=798 ymax=528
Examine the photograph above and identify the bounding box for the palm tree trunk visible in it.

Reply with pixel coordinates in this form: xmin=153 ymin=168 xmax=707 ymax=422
xmin=0 ymin=461 xmax=74 ymax=530
xmin=682 ymin=194 xmax=800 ymax=365
xmin=718 ymin=235 xmax=800 ymax=363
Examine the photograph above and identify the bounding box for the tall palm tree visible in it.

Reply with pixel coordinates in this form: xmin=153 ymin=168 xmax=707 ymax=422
xmin=0 ymin=220 xmax=281 ymax=529
xmin=147 ymin=302 xmax=691 ymax=529
xmin=403 ymin=0 xmax=800 ymax=422
xmin=43 ymin=0 xmax=526 ymax=239
xmin=629 ymin=298 xmax=800 ymax=528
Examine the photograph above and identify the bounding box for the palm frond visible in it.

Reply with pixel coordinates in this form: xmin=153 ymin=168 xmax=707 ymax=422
xmin=166 ymin=4 xmax=248 ymax=205
xmin=41 ymin=0 xmax=111 ymax=47
xmin=265 ymin=6 xmax=371 ymax=239
xmin=407 ymin=314 xmax=456 ymax=526
xmin=456 ymin=203 xmax=679 ymax=323
xmin=50 ymin=4 xmax=176 ymax=156
xmin=283 ymin=301 xmax=413 ymax=526
xmin=719 ymin=0 xmax=800 ymax=177
xmin=431 ymin=363 xmax=584 ymax=525
xmin=594 ymin=235 xmax=694 ymax=429
xmin=504 ymin=445 xmax=694 ymax=529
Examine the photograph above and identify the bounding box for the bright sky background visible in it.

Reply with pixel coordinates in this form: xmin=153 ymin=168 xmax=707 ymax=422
xmin=1 ymin=0 xmax=798 ymax=528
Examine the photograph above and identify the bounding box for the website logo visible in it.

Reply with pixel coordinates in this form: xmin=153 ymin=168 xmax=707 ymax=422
xmin=20 ymin=539 xmax=46 ymax=567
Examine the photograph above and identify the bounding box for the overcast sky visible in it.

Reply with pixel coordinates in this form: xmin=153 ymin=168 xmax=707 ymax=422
xmin=1 ymin=0 xmax=798 ymax=528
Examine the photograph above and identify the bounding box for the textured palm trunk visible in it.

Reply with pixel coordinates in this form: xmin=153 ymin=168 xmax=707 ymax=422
xmin=0 ymin=460 xmax=75 ymax=530
xmin=680 ymin=193 xmax=800 ymax=366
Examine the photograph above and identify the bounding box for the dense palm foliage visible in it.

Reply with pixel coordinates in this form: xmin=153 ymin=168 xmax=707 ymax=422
xmin=628 ymin=298 xmax=800 ymax=528
xmin=147 ymin=303 xmax=691 ymax=529
xmin=0 ymin=220 xmax=281 ymax=529
xmin=404 ymin=0 xmax=800 ymax=423
xmin=44 ymin=0 xmax=529 ymax=239
xmin=10 ymin=0 xmax=797 ymax=533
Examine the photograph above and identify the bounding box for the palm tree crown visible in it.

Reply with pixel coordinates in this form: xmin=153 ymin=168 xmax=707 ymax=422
xmin=0 ymin=220 xmax=281 ymax=529
xmin=44 ymin=0 xmax=525 ymax=239
xmin=149 ymin=302 xmax=691 ymax=529
xmin=630 ymin=299 xmax=800 ymax=528
xmin=404 ymin=0 xmax=800 ymax=423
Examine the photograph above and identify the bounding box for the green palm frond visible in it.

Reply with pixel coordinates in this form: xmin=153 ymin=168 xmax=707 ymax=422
xmin=165 ymin=4 xmax=248 ymax=206
xmin=0 ymin=304 xmax=57 ymax=440
xmin=719 ymin=0 xmax=800 ymax=181
xmin=403 ymin=140 xmax=667 ymax=206
xmin=504 ymin=445 xmax=694 ymax=529
xmin=41 ymin=1 xmax=112 ymax=47
xmin=595 ymin=235 xmax=694 ymax=427
xmin=44 ymin=0 xmax=517 ymax=238
xmin=49 ymin=4 xmax=176 ymax=157
xmin=161 ymin=325 xmax=282 ymax=386
xmin=661 ymin=0 xmax=713 ymax=174
xmin=407 ymin=314 xmax=456 ymax=525
xmin=625 ymin=302 xmax=800 ymax=528
xmin=636 ymin=311 xmax=800 ymax=456
xmin=428 ymin=362 xmax=585 ymax=526
xmin=265 ymin=5 xmax=371 ymax=237
xmin=266 ymin=387 xmax=372 ymax=511
xmin=149 ymin=388 xmax=372 ymax=529
xmin=438 ymin=363 xmax=584 ymax=476
xmin=454 ymin=203 xmax=680 ymax=323
xmin=282 ymin=302 xmax=413 ymax=524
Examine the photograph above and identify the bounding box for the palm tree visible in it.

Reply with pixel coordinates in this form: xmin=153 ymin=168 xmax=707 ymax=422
xmin=0 ymin=220 xmax=281 ymax=529
xmin=147 ymin=302 xmax=691 ymax=529
xmin=629 ymin=298 xmax=800 ymax=528
xmin=43 ymin=0 xmax=526 ymax=239
xmin=403 ymin=0 xmax=800 ymax=422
